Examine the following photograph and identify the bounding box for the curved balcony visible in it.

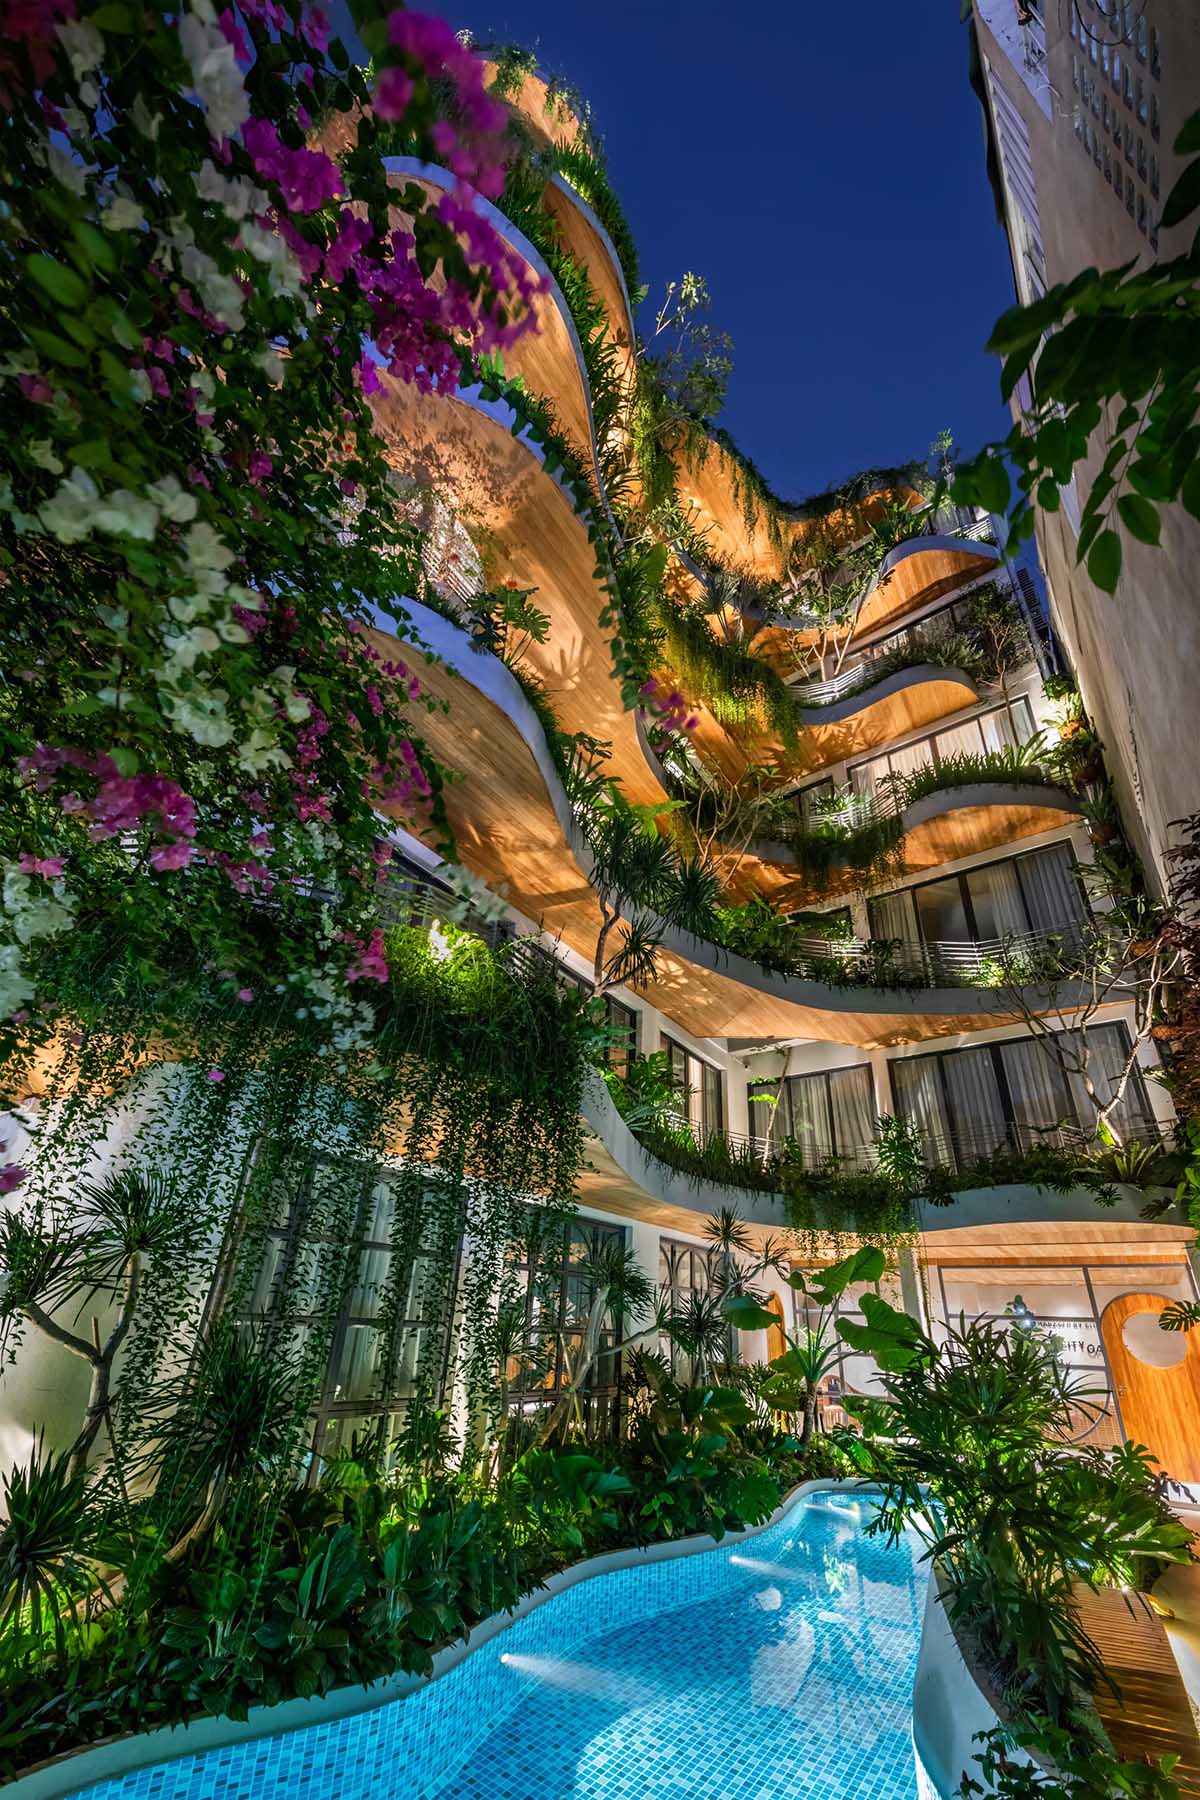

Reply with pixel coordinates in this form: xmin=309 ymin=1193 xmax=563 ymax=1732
xmin=730 ymin=777 xmax=1084 ymax=905
xmin=377 ymin=600 xmax=1096 ymax=1049
xmin=745 ymin=531 xmax=1003 ymax=660
xmin=579 ymin=1076 xmax=1182 ymax=1251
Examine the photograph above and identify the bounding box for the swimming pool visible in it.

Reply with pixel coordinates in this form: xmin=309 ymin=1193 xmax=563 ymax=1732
xmin=71 ymin=1488 xmax=927 ymax=1800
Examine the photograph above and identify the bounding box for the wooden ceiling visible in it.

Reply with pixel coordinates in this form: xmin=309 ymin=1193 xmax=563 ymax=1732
xmin=380 ymin=622 xmax=1086 ymax=1050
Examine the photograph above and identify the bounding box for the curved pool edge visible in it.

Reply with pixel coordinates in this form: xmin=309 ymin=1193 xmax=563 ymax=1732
xmin=13 ymin=1478 xmax=878 ymax=1800
xmin=910 ymin=1567 xmax=1039 ymax=1800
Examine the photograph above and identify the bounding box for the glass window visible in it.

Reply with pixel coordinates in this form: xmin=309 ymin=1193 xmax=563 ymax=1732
xmin=1150 ymin=92 xmax=1159 ymax=140
xmin=659 ymin=1236 xmax=729 ymax=1375
xmin=1126 ymin=174 xmax=1136 ymax=215
xmin=890 ymin=1023 xmax=1155 ymax=1170
xmin=796 ymin=775 xmax=834 ymax=830
xmin=1149 ymin=27 xmax=1160 ymax=79
xmin=1137 ymin=135 xmax=1147 ymax=178
xmin=778 ymin=1066 xmax=876 ymax=1169
xmin=507 ymin=1214 xmax=627 ymax=1437
xmin=1124 ymin=121 xmax=1134 ymax=163
xmin=244 ymin=1161 xmax=461 ymax=1481
xmin=602 ymin=994 xmax=637 ymax=1078
xmin=1137 ymin=192 xmax=1147 ymax=234
xmin=847 ymin=699 xmax=1035 ymax=802
xmin=662 ymin=1035 xmax=725 ymax=1137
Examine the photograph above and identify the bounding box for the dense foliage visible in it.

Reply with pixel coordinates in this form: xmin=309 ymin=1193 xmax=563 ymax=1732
xmin=838 ymin=1302 xmax=1192 ymax=1793
xmin=0 ymin=0 xmax=548 ymax=1047
xmin=0 ymin=1354 xmax=844 ymax=1777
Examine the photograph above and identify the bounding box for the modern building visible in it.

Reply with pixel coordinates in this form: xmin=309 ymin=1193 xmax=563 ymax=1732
xmin=4 ymin=56 xmax=1197 ymax=1497
xmin=969 ymin=0 xmax=1200 ymax=891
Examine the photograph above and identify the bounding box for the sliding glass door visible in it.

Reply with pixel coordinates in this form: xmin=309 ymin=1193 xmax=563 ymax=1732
xmin=891 ymin=1023 xmax=1155 ymax=1167
xmin=868 ymin=842 xmax=1087 ymax=954
xmin=759 ymin=1064 xmax=878 ymax=1169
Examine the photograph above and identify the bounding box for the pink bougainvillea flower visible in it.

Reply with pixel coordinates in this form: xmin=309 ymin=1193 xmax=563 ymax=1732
xmin=236 ymin=987 xmax=254 ymax=1002
xmin=17 ymin=853 xmax=66 ymax=878
xmin=0 ymin=1163 xmax=27 ymax=1195
xmin=300 ymin=4 xmax=330 ymax=52
xmin=149 ymin=841 xmax=196 ymax=872
xmin=247 ymin=450 xmax=274 ymax=484
xmin=373 ymin=66 xmax=413 ymax=121
xmin=206 ymin=1068 xmax=225 ymax=1082
xmin=217 ymin=6 xmax=252 ymax=63
xmin=17 ymin=372 xmax=52 ymax=404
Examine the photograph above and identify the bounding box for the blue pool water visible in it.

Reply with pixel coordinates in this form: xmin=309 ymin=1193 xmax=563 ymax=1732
xmin=74 ymin=1488 xmax=926 ymax=1800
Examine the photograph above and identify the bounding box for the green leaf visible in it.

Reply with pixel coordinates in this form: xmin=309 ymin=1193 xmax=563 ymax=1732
xmin=836 ymin=1295 xmax=926 ymax=1371
xmin=1116 ymin=492 xmax=1161 ymax=545
xmin=790 ymin=1244 xmax=885 ymax=1306
xmin=26 ymin=327 xmax=88 ymax=368
xmin=1086 ymin=528 xmax=1122 ymax=593
xmin=1181 ymin=460 xmax=1200 ymax=522
xmin=1174 ymin=109 xmax=1200 ymax=156
xmin=1127 ymin=457 xmax=1173 ymax=502
xmin=1161 ymin=158 xmax=1200 ymax=230
xmin=720 ymin=1294 xmax=781 ymax=1332
xmin=71 ymin=219 xmax=117 ymax=272
xmin=90 ymin=2 xmax=134 ymax=26
xmin=1036 ymin=478 xmax=1060 ymax=513
xmin=26 ymin=253 xmax=89 ymax=311
xmin=973 ymin=455 xmax=1011 ymax=516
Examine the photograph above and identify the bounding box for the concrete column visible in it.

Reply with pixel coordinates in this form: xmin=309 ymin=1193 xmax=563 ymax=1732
xmin=898 ymin=1246 xmax=929 ymax=1331
xmin=627 ymin=1217 xmax=661 ymax=1295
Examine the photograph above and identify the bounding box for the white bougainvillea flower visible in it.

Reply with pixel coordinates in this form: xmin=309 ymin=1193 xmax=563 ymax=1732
xmin=177 ymin=3 xmax=250 ymax=140
xmin=146 ymin=474 xmax=199 ymax=523
xmin=103 ymin=192 xmax=146 ymax=232
xmin=56 ymin=19 xmax=104 ymax=80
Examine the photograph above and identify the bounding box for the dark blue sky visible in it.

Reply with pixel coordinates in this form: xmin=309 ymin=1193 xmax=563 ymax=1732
xmin=348 ymin=3 xmax=1019 ymax=502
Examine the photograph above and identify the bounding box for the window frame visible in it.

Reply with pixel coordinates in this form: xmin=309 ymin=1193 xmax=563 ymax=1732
xmin=867 ymin=840 xmax=1089 ymax=949
xmin=845 ymin=695 xmax=1036 ymax=801
xmin=661 ymin=1033 xmax=726 ymax=1137
xmin=888 ymin=1022 xmax=1156 ymax=1169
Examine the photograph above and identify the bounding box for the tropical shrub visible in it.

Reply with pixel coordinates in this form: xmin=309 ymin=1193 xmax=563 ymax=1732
xmin=837 ymin=1306 xmax=1193 ymax=1725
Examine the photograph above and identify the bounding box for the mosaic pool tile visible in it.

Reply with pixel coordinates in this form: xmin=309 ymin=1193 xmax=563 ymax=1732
xmin=72 ymin=1491 xmax=926 ymax=1800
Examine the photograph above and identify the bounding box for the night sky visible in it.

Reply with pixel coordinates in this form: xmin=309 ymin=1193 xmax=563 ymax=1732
xmin=340 ymin=1 xmax=1020 ymax=503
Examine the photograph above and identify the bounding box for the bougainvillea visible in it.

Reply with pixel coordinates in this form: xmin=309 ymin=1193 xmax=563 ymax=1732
xmin=0 ymin=0 xmax=542 ymax=1056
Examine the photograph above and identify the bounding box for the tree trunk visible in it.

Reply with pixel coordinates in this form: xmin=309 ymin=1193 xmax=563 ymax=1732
xmin=801 ymin=1385 xmax=818 ymax=1445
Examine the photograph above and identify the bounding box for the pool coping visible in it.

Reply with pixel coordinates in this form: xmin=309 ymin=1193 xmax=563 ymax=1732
xmin=10 ymin=1477 xmax=879 ymax=1800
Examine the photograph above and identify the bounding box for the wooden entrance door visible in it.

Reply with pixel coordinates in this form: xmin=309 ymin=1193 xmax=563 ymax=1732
xmin=1101 ymin=1292 xmax=1200 ymax=1484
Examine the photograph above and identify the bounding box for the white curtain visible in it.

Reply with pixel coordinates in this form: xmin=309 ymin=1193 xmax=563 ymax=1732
xmin=1062 ymin=1024 xmax=1147 ymax=1139
xmin=933 ymin=718 xmax=985 ymax=761
xmin=785 ymin=1074 xmax=833 ymax=1166
xmin=829 ymin=1066 xmax=877 ymax=1168
xmin=998 ymin=1038 xmax=1074 ymax=1145
xmin=1017 ymin=844 xmax=1085 ymax=936
xmin=965 ymin=857 xmax=1028 ymax=941
xmin=851 ymin=756 xmax=888 ymax=802
xmin=941 ymin=1047 xmax=1009 ymax=1159
xmin=891 ymin=1059 xmax=952 ymax=1161
xmin=869 ymin=888 xmax=918 ymax=943
xmin=889 ymin=737 xmax=936 ymax=783
xmin=980 ymin=697 xmax=1035 ymax=752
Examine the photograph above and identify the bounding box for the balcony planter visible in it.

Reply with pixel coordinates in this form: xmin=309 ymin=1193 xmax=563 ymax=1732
xmin=912 ymin=1569 xmax=1051 ymax=1799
